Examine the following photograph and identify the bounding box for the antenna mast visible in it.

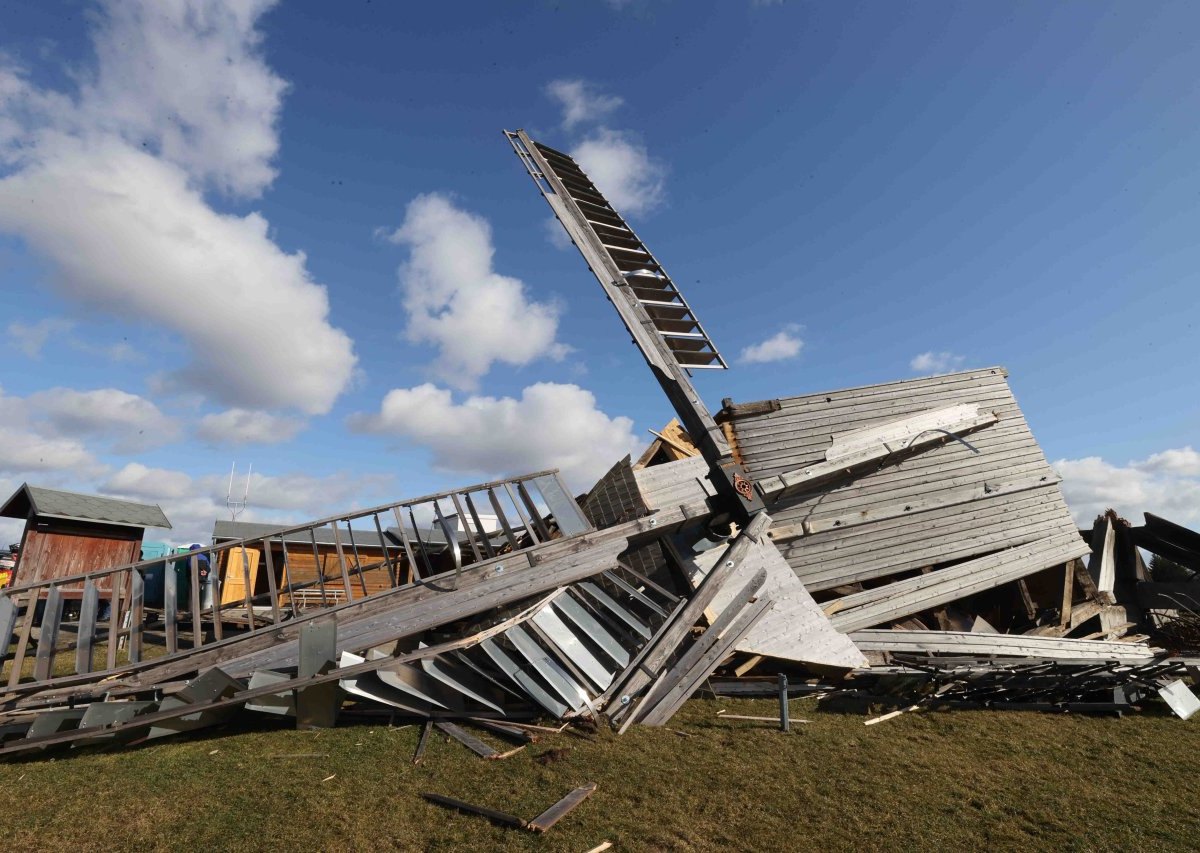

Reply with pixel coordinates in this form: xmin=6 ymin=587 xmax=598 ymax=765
xmin=226 ymin=461 xmax=252 ymax=521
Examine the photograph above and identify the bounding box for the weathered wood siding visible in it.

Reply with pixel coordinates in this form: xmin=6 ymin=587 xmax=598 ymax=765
xmin=17 ymin=522 xmax=141 ymax=592
xmin=725 ymin=367 xmax=1085 ymax=593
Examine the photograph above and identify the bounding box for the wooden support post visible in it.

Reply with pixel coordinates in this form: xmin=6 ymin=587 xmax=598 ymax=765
xmin=7 ymin=589 xmax=38 ymax=688
xmin=412 ymin=720 xmax=432 ymax=764
xmin=1017 ymin=578 xmax=1037 ymax=622
xmin=106 ymin=574 xmax=124 ymax=670
xmin=127 ymin=569 xmax=144 ymax=664
xmin=1060 ymin=562 xmax=1075 ymax=628
xmin=164 ymin=558 xmax=179 ymax=653
xmin=188 ymin=554 xmax=203 ymax=648
xmin=260 ymin=538 xmax=281 ymax=623
xmin=528 ymin=783 xmax=598 ymax=833
xmin=33 ymin=586 xmax=63 ymax=682
xmin=778 ymin=673 xmax=790 ymax=733
xmin=75 ymin=581 xmax=99 ymax=675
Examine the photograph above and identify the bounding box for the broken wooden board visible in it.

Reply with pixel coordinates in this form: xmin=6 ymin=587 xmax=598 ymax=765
xmin=528 ymin=782 xmax=598 ymax=833
xmin=685 ymin=536 xmax=866 ymax=670
xmin=829 ymin=532 xmax=1090 ymax=632
xmin=848 ymin=629 xmax=1160 ymax=662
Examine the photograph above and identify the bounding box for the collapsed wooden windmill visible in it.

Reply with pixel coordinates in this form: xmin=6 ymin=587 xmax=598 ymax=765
xmin=0 ymin=130 xmax=1190 ymax=757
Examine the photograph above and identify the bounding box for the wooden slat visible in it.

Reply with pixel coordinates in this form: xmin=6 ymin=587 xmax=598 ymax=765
xmin=848 ymin=630 xmax=1158 ymax=661
xmin=239 ymin=543 xmax=258 ymax=622
xmin=829 ymin=533 xmax=1089 ymax=632
xmin=260 ymin=537 xmax=282 ymax=623
xmin=371 ymin=514 xmax=399 ymax=588
xmin=628 ymin=567 xmax=768 ymax=726
xmin=165 ymin=557 xmax=179 ymax=654
xmin=7 ymin=589 xmax=39 ymax=687
xmin=189 ymin=554 xmax=203 ymax=648
xmin=528 ymin=783 xmax=598 ymax=833
xmin=0 ymin=595 xmax=17 ymax=662
xmin=421 ymin=792 xmax=527 ymax=830
xmin=504 ymin=482 xmax=541 ymax=544
xmin=128 ymin=569 xmax=144 ymax=663
xmin=106 ymin=573 xmax=125 ymax=670
xmin=1060 ymin=561 xmax=1075 ymax=628
xmin=33 ymin=586 xmax=64 ymax=682
xmin=486 ymin=488 xmax=521 ymax=552
xmin=435 ymin=721 xmax=497 ymax=758
xmin=638 ymin=599 xmax=774 ymax=727
xmin=463 ymin=493 xmax=495 ymax=560
xmin=607 ymin=512 xmax=771 ymax=717
xmin=450 ymin=492 xmax=483 ymax=563
xmin=75 ymin=581 xmax=99 ymax=675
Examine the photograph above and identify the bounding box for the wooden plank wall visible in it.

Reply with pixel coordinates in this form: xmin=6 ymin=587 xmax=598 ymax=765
xmin=17 ymin=526 xmax=141 ymax=592
xmin=725 ymin=367 xmax=1082 ymax=597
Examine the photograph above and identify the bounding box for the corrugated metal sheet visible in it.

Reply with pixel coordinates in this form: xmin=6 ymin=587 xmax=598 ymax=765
xmin=724 ymin=367 xmax=1085 ymax=594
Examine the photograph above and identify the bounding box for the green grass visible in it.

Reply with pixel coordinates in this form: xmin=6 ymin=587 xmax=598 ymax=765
xmin=1 ymin=697 xmax=1198 ymax=852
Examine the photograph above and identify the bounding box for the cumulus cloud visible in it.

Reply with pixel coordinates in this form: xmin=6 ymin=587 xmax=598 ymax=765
xmin=197 ymin=408 xmax=305 ymax=445
xmin=572 ymin=129 xmax=666 ymax=216
xmin=546 ymin=79 xmax=624 ymax=129
xmin=99 ymin=463 xmax=395 ymax=543
xmin=26 ymin=387 xmax=179 ymax=452
xmin=103 ymin=462 xmax=193 ymax=501
xmin=0 ymin=385 xmax=176 ymax=457
xmin=7 ymin=317 xmax=74 ymax=358
xmin=0 ymin=0 xmax=356 ymax=415
xmin=0 ymin=427 xmax=94 ymax=475
xmin=1138 ymin=447 xmax=1200 ymax=477
xmin=349 ymin=382 xmax=642 ymax=490
xmin=384 ymin=193 xmax=568 ymax=389
xmin=739 ymin=325 xmax=803 ymax=364
xmin=1053 ymin=447 xmax=1200 ymax=526
xmin=73 ymin=0 xmax=286 ymax=197
xmin=910 ymin=351 xmax=966 ymax=374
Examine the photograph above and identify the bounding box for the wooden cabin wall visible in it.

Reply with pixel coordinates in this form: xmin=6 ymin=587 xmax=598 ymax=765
xmin=16 ymin=522 xmax=141 ymax=593
xmin=218 ymin=542 xmax=411 ymax=606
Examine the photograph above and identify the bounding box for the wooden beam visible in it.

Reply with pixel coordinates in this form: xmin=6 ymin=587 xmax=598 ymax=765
xmin=528 ymin=783 xmax=598 ymax=833
xmin=605 ymin=512 xmax=771 ymax=716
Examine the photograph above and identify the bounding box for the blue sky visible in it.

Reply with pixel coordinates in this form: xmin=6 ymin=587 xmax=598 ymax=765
xmin=1 ymin=0 xmax=1198 ymax=543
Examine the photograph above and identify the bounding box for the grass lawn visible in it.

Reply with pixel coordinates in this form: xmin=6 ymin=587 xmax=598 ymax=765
xmin=1 ymin=696 xmax=1198 ymax=852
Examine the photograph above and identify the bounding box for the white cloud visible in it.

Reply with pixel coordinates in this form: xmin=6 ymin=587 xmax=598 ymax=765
xmin=546 ymin=79 xmax=624 ymax=129
xmin=0 ymin=388 xmax=97 ymax=474
xmin=0 ymin=426 xmax=94 ymax=475
xmin=0 ymin=1 xmax=357 ymax=415
xmin=197 ymin=408 xmax=305 ymax=445
xmin=910 ymin=351 xmax=966 ymax=374
xmin=26 ymin=387 xmax=179 ymax=452
xmin=0 ymin=384 xmax=172 ymax=463
xmin=349 ymin=381 xmax=642 ymax=490
xmin=572 ymin=129 xmax=666 ymax=216
xmin=1138 ymin=446 xmax=1200 ymax=477
xmin=75 ymin=0 xmax=287 ymax=197
xmin=103 ymin=462 xmax=193 ymax=501
xmin=384 ymin=193 xmax=568 ymax=389
xmin=99 ymin=463 xmax=395 ymax=544
xmin=1054 ymin=448 xmax=1200 ymax=527
xmin=739 ymin=325 xmax=803 ymax=364
xmin=7 ymin=317 xmax=74 ymax=358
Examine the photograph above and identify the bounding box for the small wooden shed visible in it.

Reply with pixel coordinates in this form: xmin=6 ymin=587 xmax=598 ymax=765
xmin=0 ymin=484 xmax=171 ymax=592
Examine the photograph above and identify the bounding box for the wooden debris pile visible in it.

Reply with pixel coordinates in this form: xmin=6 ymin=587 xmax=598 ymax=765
xmin=0 ymin=124 xmax=1198 ymax=768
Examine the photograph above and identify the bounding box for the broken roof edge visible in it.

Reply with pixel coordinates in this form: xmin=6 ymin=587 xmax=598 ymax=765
xmin=0 ymin=483 xmax=173 ymax=530
xmin=717 ymin=365 xmax=1010 ymax=421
